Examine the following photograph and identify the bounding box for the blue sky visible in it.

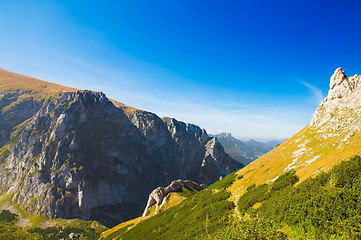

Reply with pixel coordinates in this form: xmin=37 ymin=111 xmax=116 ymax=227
xmin=1 ymin=0 xmax=360 ymax=140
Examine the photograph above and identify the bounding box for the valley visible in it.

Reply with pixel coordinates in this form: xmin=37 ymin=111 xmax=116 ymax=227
xmin=0 ymin=67 xmax=361 ymax=239
xmin=101 ymin=68 xmax=361 ymax=239
xmin=0 ymin=68 xmax=241 ymax=231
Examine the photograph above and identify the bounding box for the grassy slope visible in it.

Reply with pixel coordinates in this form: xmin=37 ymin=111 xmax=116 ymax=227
xmin=0 ymin=193 xmax=106 ymax=239
xmin=101 ymin=174 xmax=238 ymax=239
xmin=99 ymin=189 xmax=196 ymax=239
xmin=229 ymin=124 xmax=361 ymax=195
xmin=0 ymin=68 xmax=77 ymax=93
xmin=99 ymin=216 xmax=149 ymax=240
xmin=108 ymin=190 xmax=234 ymax=240
xmin=0 ymin=67 xmax=136 ymax=112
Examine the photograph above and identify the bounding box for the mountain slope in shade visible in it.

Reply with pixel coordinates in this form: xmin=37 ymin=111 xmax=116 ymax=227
xmin=0 ymin=68 xmax=242 ymax=226
xmin=212 ymin=132 xmax=283 ymax=165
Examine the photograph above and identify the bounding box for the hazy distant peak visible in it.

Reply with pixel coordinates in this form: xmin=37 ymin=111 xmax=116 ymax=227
xmin=214 ymin=132 xmax=233 ymax=138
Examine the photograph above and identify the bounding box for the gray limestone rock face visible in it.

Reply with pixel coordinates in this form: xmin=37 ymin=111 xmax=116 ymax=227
xmin=0 ymin=87 xmax=242 ymax=226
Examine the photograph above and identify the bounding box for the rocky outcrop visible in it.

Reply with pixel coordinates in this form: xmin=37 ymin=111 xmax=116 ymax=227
xmin=142 ymin=179 xmax=206 ymax=216
xmin=259 ymin=68 xmax=361 ymax=183
xmin=0 ymin=69 xmax=242 ymax=226
xmin=310 ymin=68 xmax=361 ymax=141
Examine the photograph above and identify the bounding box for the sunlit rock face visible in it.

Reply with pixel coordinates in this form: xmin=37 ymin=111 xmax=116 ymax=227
xmin=142 ymin=179 xmax=206 ymax=217
xmin=0 ymin=73 xmax=242 ymax=227
xmin=310 ymin=68 xmax=361 ymax=141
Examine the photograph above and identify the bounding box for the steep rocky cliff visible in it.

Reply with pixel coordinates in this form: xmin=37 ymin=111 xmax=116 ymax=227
xmin=0 ymin=68 xmax=242 ymax=226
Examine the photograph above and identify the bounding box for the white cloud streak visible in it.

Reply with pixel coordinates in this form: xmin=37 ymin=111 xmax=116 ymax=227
xmin=301 ymin=81 xmax=325 ymax=104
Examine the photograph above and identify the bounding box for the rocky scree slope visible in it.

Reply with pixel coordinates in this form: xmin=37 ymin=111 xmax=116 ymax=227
xmin=229 ymin=68 xmax=361 ymax=195
xmin=0 ymin=68 xmax=242 ymax=226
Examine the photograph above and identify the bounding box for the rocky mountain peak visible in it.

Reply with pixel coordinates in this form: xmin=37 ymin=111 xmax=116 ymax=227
xmin=328 ymin=67 xmax=360 ymax=100
xmin=310 ymin=68 xmax=361 ymax=141
xmin=74 ymin=90 xmax=110 ymax=105
xmin=330 ymin=67 xmax=346 ymax=89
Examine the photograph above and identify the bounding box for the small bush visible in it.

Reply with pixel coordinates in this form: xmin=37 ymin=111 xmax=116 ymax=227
xmin=0 ymin=210 xmax=18 ymax=223
xmin=238 ymin=184 xmax=269 ymax=214
xmin=271 ymin=169 xmax=299 ymax=191
xmin=208 ymin=171 xmax=237 ymax=190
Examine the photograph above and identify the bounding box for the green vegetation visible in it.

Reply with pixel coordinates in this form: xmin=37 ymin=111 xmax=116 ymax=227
xmin=235 ymin=155 xmax=361 ymax=239
xmin=0 ymin=213 xmax=104 ymax=240
xmin=176 ymin=185 xmax=197 ymax=197
xmin=0 ymin=195 xmax=106 ymax=240
xmin=208 ymin=171 xmax=237 ymax=190
xmin=0 ymin=210 xmax=18 ymax=223
xmin=27 ymin=225 xmax=99 ymax=240
xmin=109 ymin=156 xmax=361 ymax=239
xmin=271 ymin=169 xmax=299 ymax=191
xmin=113 ymin=190 xmax=235 ymax=239
xmin=205 ymin=217 xmax=287 ymax=240
xmin=238 ymin=183 xmax=269 ymax=215
xmin=0 ymin=223 xmax=33 ymax=239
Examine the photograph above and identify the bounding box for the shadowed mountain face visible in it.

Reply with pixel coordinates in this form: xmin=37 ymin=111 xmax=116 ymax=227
xmin=0 ymin=68 xmax=242 ymax=226
xmin=212 ymin=133 xmax=284 ymax=165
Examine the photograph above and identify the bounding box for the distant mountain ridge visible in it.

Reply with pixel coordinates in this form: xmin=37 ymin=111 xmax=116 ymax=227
xmin=0 ymin=68 xmax=242 ymax=226
xmin=211 ymin=132 xmax=284 ymax=165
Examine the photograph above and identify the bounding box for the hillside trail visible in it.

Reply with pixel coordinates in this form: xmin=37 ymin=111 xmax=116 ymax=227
xmin=231 ymin=192 xmax=242 ymax=221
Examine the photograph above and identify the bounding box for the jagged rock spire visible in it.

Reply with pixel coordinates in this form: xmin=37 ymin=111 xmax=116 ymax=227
xmin=310 ymin=68 xmax=361 ymax=131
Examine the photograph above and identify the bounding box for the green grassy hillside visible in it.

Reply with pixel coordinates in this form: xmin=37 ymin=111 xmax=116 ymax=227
xmin=106 ymin=155 xmax=361 ymax=239
xmin=0 ymin=193 xmax=106 ymax=239
xmin=99 ymin=183 xmax=201 ymax=239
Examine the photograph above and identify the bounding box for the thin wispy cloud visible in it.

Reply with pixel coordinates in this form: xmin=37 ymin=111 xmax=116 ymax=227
xmin=301 ymin=81 xmax=325 ymax=104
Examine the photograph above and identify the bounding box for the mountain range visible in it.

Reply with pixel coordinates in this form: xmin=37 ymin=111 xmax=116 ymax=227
xmin=1 ymin=67 xmax=361 ymax=239
xmin=0 ymin=68 xmax=242 ymax=227
xmin=211 ymin=132 xmax=284 ymax=165
xmin=101 ymin=68 xmax=361 ymax=239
